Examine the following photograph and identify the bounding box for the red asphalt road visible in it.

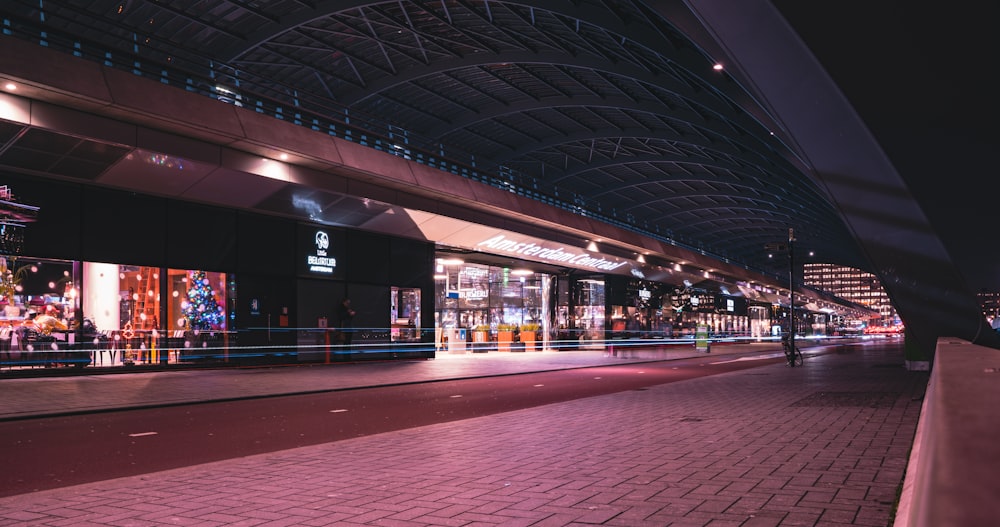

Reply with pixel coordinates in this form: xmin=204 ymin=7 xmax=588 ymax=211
xmin=0 ymin=351 xmax=790 ymax=497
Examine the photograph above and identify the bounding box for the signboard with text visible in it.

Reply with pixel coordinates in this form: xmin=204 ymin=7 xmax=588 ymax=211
xmin=297 ymin=223 xmax=346 ymax=279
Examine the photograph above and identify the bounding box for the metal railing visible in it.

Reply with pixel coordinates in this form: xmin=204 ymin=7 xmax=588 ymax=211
xmin=0 ymin=15 xmax=787 ymax=283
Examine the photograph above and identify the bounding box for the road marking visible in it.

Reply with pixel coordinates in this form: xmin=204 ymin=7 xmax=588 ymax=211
xmin=710 ymin=354 xmax=784 ymax=365
xmin=128 ymin=432 xmax=158 ymax=437
xmin=329 ymin=409 xmax=349 ymax=413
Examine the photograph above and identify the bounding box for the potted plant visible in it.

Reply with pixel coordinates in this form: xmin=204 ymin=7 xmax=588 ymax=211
xmin=472 ymin=324 xmax=490 ymax=352
xmin=520 ymin=323 xmax=540 ymax=351
xmin=496 ymin=323 xmax=517 ymax=352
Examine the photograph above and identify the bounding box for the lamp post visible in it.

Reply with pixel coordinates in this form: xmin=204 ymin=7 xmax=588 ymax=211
xmin=765 ymin=228 xmax=797 ymax=357
xmin=787 ymin=228 xmax=795 ymax=356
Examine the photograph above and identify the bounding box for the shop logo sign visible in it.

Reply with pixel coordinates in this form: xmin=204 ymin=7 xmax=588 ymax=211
xmin=315 ymin=230 xmax=329 ymax=251
xmin=307 ymin=229 xmax=336 ymax=274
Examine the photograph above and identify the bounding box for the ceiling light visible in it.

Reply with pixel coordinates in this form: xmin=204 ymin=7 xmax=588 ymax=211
xmin=510 ymin=269 xmax=534 ymax=276
xmin=3 ymin=83 xmax=15 ymax=91
xmin=436 ymin=258 xmax=464 ymax=266
xmin=713 ymin=63 xmax=723 ymax=71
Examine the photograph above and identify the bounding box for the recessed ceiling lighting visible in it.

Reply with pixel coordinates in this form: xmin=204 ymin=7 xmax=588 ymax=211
xmin=3 ymin=83 xmax=16 ymax=91
xmin=713 ymin=63 xmax=723 ymax=71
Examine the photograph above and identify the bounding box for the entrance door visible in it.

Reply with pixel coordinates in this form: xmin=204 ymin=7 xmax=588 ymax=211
xmin=237 ymin=273 xmax=296 ymax=360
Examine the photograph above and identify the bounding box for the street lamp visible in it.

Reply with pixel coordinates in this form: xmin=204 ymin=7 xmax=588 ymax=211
xmin=765 ymin=228 xmax=796 ymax=354
xmin=787 ymin=228 xmax=795 ymax=355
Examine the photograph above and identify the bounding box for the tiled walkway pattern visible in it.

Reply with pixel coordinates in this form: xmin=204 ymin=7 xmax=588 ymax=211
xmin=0 ymin=342 xmax=925 ymax=526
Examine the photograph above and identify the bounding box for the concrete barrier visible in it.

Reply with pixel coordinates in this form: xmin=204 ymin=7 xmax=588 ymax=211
xmin=894 ymin=338 xmax=1000 ymax=526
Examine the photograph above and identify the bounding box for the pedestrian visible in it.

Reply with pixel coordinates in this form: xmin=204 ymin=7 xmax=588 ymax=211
xmin=337 ymin=298 xmax=356 ymax=349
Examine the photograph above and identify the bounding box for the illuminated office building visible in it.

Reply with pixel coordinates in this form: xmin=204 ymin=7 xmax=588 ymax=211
xmin=977 ymin=290 xmax=1000 ymax=328
xmin=803 ymin=263 xmax=898 ymax=324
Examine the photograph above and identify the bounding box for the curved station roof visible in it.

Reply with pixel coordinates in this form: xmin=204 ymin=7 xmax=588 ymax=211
xmin=0 ymin=0 xmax=992 ymax=354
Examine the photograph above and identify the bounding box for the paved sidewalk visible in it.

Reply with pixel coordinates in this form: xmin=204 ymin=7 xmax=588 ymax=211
xmin=0 ymin=341 xmax=782 ymax=420
xmin=0 ymin=339 xmax=925 ymax=526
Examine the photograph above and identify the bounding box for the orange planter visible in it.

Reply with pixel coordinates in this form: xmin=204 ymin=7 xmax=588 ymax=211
xmin=521 ymin=331 xmax=537 ymax=351
xmin=497 ymin=330 xmax=514 ymax=352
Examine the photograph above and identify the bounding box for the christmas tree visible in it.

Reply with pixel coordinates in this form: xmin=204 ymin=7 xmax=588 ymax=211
xmin=183 ymin=270 xmax=225 ymax=330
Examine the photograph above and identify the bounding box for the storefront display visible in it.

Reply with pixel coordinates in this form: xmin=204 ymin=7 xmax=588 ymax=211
xmin=0 ymin=173 xmax=436 ymax=374
xmin=0 ymin=257 xmax=79 ymax=367
xmin=434 ymin=259 xmax=547 ymax=352
xmin=0 ymin=259 xmax=234 ymax=370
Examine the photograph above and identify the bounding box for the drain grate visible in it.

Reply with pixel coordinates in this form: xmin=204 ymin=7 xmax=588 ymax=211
xmin=791 ymin=391 xmax=897 ymax=408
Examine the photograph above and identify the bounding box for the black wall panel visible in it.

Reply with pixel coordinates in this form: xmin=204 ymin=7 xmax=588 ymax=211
xmin=389 ymin=237 xmax=434 ymax=286
xmin=165 ymin=201 xmax=237 ymax=270
xmin=1 ymin=172 xmax=84 ymax=261
xmin=345 ymin=231 xmax=390 ymax=284
xmin=298 ymin=278 xmax=344 ymax=328
xmin=605 ymin=275 xmax=628 ymax=305
xmin=80 ymin=187 xmax=166 ymax=265
xmin=237 ymin=212 xmax=295 ymax=275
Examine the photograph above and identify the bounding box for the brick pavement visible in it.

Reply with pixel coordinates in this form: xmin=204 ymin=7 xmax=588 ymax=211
xmin=0 ymin=340 xmax=924 ymax=526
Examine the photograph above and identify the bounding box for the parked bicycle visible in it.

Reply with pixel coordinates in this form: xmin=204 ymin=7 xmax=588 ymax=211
xmin=781 ymin=333 xmax=803 ymax=367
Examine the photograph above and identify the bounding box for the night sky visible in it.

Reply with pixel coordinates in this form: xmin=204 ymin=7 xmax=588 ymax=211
xmin=773 ymin=2 xmax=999 ymax=291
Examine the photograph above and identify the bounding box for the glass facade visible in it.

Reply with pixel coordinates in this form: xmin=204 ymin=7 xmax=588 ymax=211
xmin=434 ymin=259 xmax=547 ymax=352
xmin=0 ymin=257 xmax=234 ymax=369
xmin=390 ymin=286 xmax=421 ymax=343
xmin=572 ymin=278 xmax=605 ymax=347
xmin=0 ymin=257 xmax=78 ymax=367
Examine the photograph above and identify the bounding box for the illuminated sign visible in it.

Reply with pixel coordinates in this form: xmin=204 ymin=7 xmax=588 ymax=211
xmin=464 ymin=289 xmax=489 ymax=300
xmin=639 ymin=289 xmax=652 ymax=300
xmin=477 ymin=235 xmax=628 ymax=272
xmin=461 ymin=267 xmax=488 ymax=278
xmin=307 ymin=229 xmax=336 ymax=274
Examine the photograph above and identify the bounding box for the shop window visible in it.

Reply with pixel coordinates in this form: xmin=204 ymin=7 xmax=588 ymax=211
xmin=433 ymin=259 xmax=551 ymax=351
xmin=118 ymin=265 xmax=161 ymax=331
xmin=1 ymin=257 xmax=76 ymax=322
xmin=168 ymin=269 xmax=228 ymax=332
xmin=390 ymin=286 xmax=420 ymax=342
xmin=1 ymin=257 xmax=77 ymax=367
xmin=573 ymin=278 xmax=605 ymax=343
xmin=79 ymin=262 xmax=163 ymax=365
